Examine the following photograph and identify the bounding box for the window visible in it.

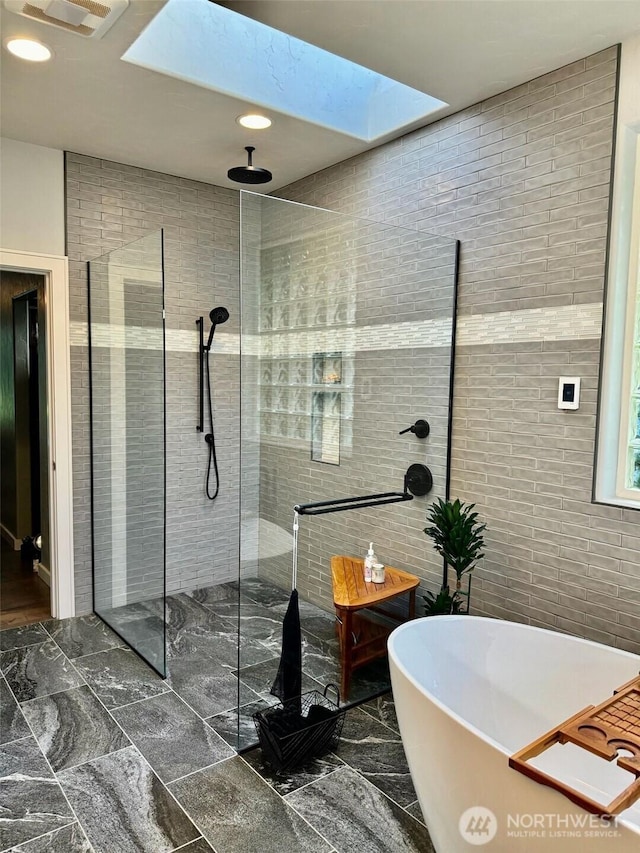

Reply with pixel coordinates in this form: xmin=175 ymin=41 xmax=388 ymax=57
xmin=596 ymin=124 xmax=640 ymax=508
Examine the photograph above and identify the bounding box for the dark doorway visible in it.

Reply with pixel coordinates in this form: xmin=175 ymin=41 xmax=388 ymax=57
xmin=0 ymin=271 xmax=50 ymax=627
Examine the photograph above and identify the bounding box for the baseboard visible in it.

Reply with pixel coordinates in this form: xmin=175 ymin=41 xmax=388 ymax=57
xmin=0 ymin=523 xmax=21 ymax=550
xmin=36 ymin=563 xmax=51 ymax=587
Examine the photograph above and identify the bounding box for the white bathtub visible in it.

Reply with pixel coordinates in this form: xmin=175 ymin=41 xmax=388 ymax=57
xmin=389 ymin=616 xmax=640 ymax=852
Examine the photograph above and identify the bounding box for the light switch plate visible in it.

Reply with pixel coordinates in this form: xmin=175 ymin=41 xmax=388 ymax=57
xmin=558 ymin=377 xmax=580 ymax=410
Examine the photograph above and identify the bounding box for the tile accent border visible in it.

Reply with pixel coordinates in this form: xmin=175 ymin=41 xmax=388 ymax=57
xmin=69 ymin=300 xmax=604 ymax=356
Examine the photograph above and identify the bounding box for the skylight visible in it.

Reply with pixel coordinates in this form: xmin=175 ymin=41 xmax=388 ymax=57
xmin=122 ymin=0 xmax=447 ymax=142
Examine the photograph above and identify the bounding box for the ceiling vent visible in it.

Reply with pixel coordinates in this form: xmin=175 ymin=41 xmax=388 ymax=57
xmin=5 ymin=0 xmax=128 ymax=38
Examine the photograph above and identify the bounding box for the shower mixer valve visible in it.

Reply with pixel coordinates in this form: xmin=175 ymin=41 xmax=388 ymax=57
xmin=399 ymin=419 xmax=430 ymax=439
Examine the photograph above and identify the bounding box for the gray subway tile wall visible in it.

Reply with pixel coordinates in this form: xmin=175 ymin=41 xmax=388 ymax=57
xmin=64 ymin=46 xmax=640 ymax=654
xmin=274 ymin=46 xmax=640 ymax=654
xmin=66 ymin=156 xmax=241 ymax=612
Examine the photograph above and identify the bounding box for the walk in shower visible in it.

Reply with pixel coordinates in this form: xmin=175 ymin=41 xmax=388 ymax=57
xmin=88 ymin=230 xmax=167 ymax=676
xmin=87 ymin=195 xmax=458 ymax=751
xmin=235 ymin=192 xmax=458 ymax=745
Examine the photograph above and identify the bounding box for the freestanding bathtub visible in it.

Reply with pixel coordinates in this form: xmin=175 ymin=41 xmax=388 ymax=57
xmin=389 ymin=616 xmax=640 ymax=852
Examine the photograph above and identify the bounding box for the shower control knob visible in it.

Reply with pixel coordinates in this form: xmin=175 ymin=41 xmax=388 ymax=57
xmin=404 ymin=464 xmax=433 ymax=497
xmin=399 ymin=419 xmax=430 ymax=439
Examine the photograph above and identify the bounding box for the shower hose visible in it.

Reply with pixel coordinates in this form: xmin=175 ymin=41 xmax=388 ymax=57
xmin=204 ymin=351 xmax=221 ymax=500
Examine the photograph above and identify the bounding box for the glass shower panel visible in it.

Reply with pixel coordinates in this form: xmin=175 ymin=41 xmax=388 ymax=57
xmin=88 ymin=230 xmax=166 ymax=676
xmin=239 ymin=193 xmax=458 ymax=744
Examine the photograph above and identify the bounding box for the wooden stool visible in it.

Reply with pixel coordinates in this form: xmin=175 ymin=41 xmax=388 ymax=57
xmin=331 ymin=555 xmax=419 ymax=700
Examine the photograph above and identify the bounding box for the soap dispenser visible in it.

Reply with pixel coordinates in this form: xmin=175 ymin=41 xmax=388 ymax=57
xmin=364 ymin=542 xmax=376 ymax=582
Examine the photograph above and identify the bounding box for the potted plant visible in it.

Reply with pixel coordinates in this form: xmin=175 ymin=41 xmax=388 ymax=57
xmin=423 ymin=498 xmax=486 ymax=615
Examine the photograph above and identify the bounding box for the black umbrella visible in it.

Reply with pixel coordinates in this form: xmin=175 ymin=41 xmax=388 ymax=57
xmin=271 ymin=511 xmax=302 ymax=715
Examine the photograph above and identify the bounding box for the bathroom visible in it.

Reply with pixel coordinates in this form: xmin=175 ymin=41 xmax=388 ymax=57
xmin=1 ymin=1 xmax=640 ymax=852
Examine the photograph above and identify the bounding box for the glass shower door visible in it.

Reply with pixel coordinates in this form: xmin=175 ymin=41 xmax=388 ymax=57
xmin=88 ymin=230 xmax=166 ymax=676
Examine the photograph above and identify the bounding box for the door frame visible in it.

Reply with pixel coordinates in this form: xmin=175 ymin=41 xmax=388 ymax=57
xmin=0 ymin=248 xmax=74 ymax=619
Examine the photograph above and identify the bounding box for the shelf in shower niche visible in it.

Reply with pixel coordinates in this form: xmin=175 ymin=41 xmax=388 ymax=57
xmin=510 ymin=674 xmax=640 ymax=817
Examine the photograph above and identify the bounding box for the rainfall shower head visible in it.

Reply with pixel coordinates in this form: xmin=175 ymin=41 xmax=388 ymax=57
xmin=227 ymin=146 xmax=272 ymax=185
xmin=206 ymin=306 xmax=229 ymax=350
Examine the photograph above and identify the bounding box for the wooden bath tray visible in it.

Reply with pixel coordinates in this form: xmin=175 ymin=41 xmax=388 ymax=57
xmin=510 ymin=675 xmax=640 ymax=817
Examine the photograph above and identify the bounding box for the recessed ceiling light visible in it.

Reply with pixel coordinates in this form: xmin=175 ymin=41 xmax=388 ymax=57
xmin=5 ymin=38 xmax=52 ymax=62
xmin=237 ymin=114 xmax=272 ymax=130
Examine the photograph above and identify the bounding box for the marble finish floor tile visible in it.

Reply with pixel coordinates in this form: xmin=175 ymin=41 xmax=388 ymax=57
xmin=21 ymin=684 xmax=130 ymax=772
xmin=158 ymin=594 xmax=216 ymax=633
xmin=0 ymin=737 xmax=74 ymax=850
xmin=58 ymin=745 xmax=198 ymax=853
xmin=237 ymin=578 xmax=291 ymax=608
xmin=361 ymin=692 xmax=399 ymax=732
xmin=273 ymin=599 xmax=337 ymax=643
xmin=169 ymin=756 xmax=331 ymax=853
xmin=167 ymin=655 xmax=259 ymax=718
xmin=43 ymin=614 xmax=124 ymax=659
xmin=236 ymin=657 xmax=322 ymax=701
xmin=112 ymin=691 xmax=234 ymax=783
xmin=0 ymin=641 xmax=85 ymax=703
xmin=0 ymin=624 xmax=48 ymax=652
xmin=243 ymin=747 xmax=344 ymax=797
xmin=335 ymin=708 xmax=416 ymax=806
xmin=167 ymin=617 xmax=273 ymax=671
xmin=10 ymin=822 xmax=92 ymax=852
xmin=405 ymin=800 xmax=426 ymax=825
xmin=176 ymin=839 xmax=215 ymax=853
xmin=206 ymin=698 xmax=278 ymax=750
xmin=72 ymin=647 xmax=170 ymax=709
xmin=187 ymin=583 xmax=242 ymax=605
xmin=0 ymin=677 xmax=30 ymax=744
xmin=202 ymin=602 xmax=283 ymax=646
xmin=286 ymin=765 xmax=434 ymax=853
xmin=338 ymin=659 xmax=391 ymax=706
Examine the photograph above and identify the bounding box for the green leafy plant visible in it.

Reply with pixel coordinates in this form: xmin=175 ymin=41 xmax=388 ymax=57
xmin=423 ymin=586 xmax=463 ymax=616
xmin=423 ymin=498 xmax=486 ymax=615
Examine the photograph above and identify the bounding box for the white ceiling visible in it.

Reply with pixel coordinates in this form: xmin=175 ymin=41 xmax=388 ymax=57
xmin=1 ymin=0 xmax=640 ymax=191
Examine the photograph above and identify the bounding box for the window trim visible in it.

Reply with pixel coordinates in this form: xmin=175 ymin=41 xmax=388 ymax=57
xmin=595 ymin=116 xmax=640 ymax=510
xmin=615 ymin=143 xmax=640 ymax=500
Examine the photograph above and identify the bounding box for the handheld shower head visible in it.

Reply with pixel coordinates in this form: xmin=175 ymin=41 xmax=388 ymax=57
xmin=209 ymin=306 xmax=230 ymax=325
xmin=206 ymin=306 xmax=229 ymax=350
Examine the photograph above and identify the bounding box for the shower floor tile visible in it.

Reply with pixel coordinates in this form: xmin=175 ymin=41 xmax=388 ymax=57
xmin=235 ymin=656 xmax=322 ymax=700
xmin=167 ymin=655 xmax=259 ymax=718
xmin=111 ymin=691 xmax=234 ymax=782
xmin=0 ymin=604 xmax=436 ymax=853
xmin=236 ymin=578 xmax=291 ymax=608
